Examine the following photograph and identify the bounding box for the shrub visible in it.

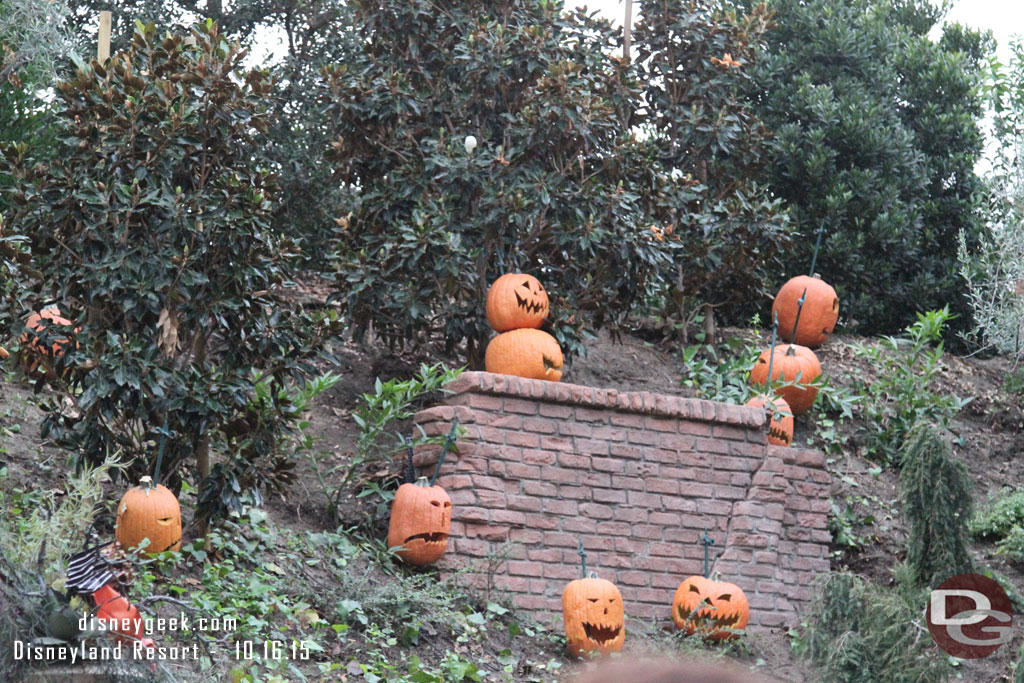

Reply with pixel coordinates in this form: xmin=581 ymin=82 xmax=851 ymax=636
xmin=970 ymin=488 xmax=1024 ymax=563
xmin=0 ymin=21 xmax=338 ymax=523
xmin=740 ymin=0 xmax=989 ymax=339
xmin=794 ymin=572 xmax=950 ymax=683
xmin=850 ymin=307 xmax=970 ymax=464
xmin=324 ymin=0 xmax=672 ymax=364
xmin=899 ymin=421 xmax=973 ymax=587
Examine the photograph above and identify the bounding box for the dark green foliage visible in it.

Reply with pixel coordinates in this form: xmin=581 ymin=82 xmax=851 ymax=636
xmin=0 ymin=22 xmax=337 ymax=522
xmin=1016 ymin=643 xmax=1024 ymax=683
xmin=325 ymin=0 xmax=672 ymax=364
xmin=796 ymin=572 xmax=950 ymax=683
xmin=740 ymin=0 xmax=989 ymax=338
xmin=900 ymin=421 xmax=973 ymax=587
xmin=635 ymin=0 xmax=791 ymax=335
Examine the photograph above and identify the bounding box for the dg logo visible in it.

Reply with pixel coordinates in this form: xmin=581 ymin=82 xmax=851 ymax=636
xmin=926 ymin=573 xmax=1013 ymax=659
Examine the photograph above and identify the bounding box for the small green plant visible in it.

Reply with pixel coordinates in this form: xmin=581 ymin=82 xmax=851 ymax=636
xmin=900 ymin=422 xmax=973 ymax=587
xmin=793 ymin=572 xmax=950 ymax=683
xmin=970 ymin=488 xmax=1024 ymax=563
xmin=827 ymin=500 xmax=874 ymax=554
xmin=850 ymin=307 xmax=971 ymax=465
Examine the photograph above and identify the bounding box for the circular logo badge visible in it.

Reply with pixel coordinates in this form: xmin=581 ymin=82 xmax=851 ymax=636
xmin=926 ymin=573 xmax=1013 ymax=659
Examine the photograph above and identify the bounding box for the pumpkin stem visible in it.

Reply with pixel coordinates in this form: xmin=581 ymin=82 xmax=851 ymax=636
xmin=765 ymin=312 xmax=779 ymax=385
xmin=700 ymin=527 xmax=716 ymax=578
xmin=429 ymin=417 xmax=460 ymax=487
xmin=577 ymin=537 xmax=587 ymax=577
xmin=139 ymin=475 xmax=155 ymax=495
xmin=414 ymin=476 xmax=431 ymax=488
xmin=808 ymin=223 xmax=825 ymax=277
xmin=789 ymin=288 xmax=807 ymax=343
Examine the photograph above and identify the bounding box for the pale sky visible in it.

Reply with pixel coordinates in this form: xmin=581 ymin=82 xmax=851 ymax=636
xmin=579 ymin=0 xmax=1024 ymax=63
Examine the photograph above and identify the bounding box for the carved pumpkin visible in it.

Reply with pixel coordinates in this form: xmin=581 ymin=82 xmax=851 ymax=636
xmin=485 ymin=328 xmax=563 ymax=382
xmin=115 ymin=476 xmax=182 ymax=555
xmin=20 ymin=306 xmax=79 ymax=375
xmin=562 ymin=575 xmax=625 ymax=657
xmin=745 ymin=395 xmax=793 ymax=447
xmin=387 ymin=476 xmax=451 ymax=566
xmin=773 ymin=275 xmax=838 ymax=347
xmin=672 ymin=575 xmax=749 ymax=641
xmin=749 ymin=344 xmax=821 ymax=416
xmin=486 ymin=273 xmax=549 ymax=331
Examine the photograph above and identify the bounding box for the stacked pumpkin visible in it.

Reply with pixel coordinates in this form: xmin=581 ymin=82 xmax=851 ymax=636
xmin=747 ymin=237 xmax=839 ymax=446
xmin=484 ymin=273 xmax=563 ymax=382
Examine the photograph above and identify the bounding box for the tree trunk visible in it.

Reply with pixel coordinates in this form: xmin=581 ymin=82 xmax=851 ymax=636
xmin=703 ymin=303 xmax=715 ymax=345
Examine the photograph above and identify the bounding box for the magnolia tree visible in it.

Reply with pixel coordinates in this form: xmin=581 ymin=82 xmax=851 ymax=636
xmin=959 ymin=40 xmax=1024 ymax=360
xmin=324 ymin=0 xmax=673 ymax=365
xmin=0 ymin=22 xmax=337 ymax=523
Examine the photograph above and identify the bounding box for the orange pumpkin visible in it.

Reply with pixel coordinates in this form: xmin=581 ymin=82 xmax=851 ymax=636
xmin=19 ymin=307 xmax=78 ymax=362
xmin=485 ymin=328 xmax=563 ymax=381
xmin=749 ymin=343 xmax=821 ymax=416
xmin=387 ymin=476 xmax=451 ymax=566
xmin=562 ymin=575 xmax=625 ymax=657
xmin=672 ymin=575 xmax=749 ymax=641
xmin=773 ymin=275 xmax=838 ymax=347
xmin=745 ymin=395 xmax=793 ymax=447
xmin=115 ymin=476 xmax=182 ymax=555
xmin=486 ymin=273 xmax=549 ymax=331
xmin=0 ymin=346 xmax=8 ymax=359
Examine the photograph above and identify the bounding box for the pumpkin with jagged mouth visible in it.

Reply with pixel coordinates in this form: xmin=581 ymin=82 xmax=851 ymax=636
xmin=672 ymin=575 xmax=749 ymax=641
xmin=387 ymin=477 xmax=451 ymax=566
xmin=486 ymin=273 xmax=549 ymax=331
xmin=115 ymin=476 xmax=182 ymax=556
xmin=562 ymin=576 xmax=625 ymax=656
xmin=485 ymin=327 xmax=564 ymax=382
xmin=745 ymin=395 xmax=794 ymax=447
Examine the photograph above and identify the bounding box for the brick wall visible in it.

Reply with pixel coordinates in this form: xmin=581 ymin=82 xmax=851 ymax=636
xmin=413 ymin=371 xmax=832 ymax=632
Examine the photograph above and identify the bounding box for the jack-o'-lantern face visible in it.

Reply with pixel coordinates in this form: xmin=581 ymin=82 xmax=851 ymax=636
xmin=484 ymin=328 xmax=563 ymax=382
xmin=672 ymin=575 xmax=749 ymax=641
xmin=387 ymin=477 xmax=451 ymax=566
xmin=115 ymin=477 xmax=182 ymax=556
xmin=486 ymin=273 xmax=549 ymax=331
xmin=745 ymin=395 xmax=793 ymax=447
xmin=562 ymin=576 xmax=625 ymax=657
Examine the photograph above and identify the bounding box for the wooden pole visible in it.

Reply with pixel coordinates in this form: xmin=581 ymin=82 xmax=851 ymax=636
xmin=623 ymin=0 xmax=633 ymax=62
xmin=97 ymin=11 xmax=112 ymax=63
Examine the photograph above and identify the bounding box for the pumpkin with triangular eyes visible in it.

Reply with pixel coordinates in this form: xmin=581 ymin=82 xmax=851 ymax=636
xmin=745 ymin=395 xmax=793 ymax=447
xmin=115 ymin=476 xmax=182 ymax=556
xmin=486 ymin=273 xmax=549 ymax=331
xmin=387 ymin=477 xmax=451 ymax=566
xmin=672 ymin=575 xmax=749 ymax=641
xmin=562 ymin=575 xmax=625 ymax=657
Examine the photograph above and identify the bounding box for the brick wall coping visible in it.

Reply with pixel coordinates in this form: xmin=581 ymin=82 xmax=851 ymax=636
xmin=444 ymin=371 xmax=767 ymax=430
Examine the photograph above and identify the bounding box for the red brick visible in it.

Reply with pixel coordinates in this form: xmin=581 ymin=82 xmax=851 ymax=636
xmin=521 ymin=449 xmax=557 ymax=465
xmin=609 ymin=443 xmax=646 ymax=459
xmin=448 ymin=489 xmax=478 ymax=506
xmin=558 ymin=485 xmax=592 ymax=500
xmin=539 ymin=403 xmax=574 ymax=418
xmin=647 ymin=479 xmax=679 ymax=495
xmin=510 ymin=528 xmax=543 ymax=544
xmin=527 ymin=548 xmax=563 ymax=563
xmin=579 ymin=503 xmax=614 ymax=520
xmin=561 ymin=517 xmax=598 ymax=534
xmin=508 ymin=560 xmax=544 ymax=577
xmin=546 ymin=468 xmax=579 ymax=484
xmin=617 ymin=570 xmax=651 ymax=587
xmin=492 ymin=509 xmax=527 ymax=526
xmin=458 ymin=506 xmax=489 ymax=524
xmin=471 ymin=475 xmax=506 ymax=491
xmin=464 ymin=524 xmax=511 ymax=541
xmin=613 ymin=507 xmax=648 ymax=523
xmin=576 ymin=439 xmax=610 ymax=456
xmin=541 ymin=436 xmax=575 ymax=452
xmin=627 ymin=491 xmax=663 ymax=508
xmin=506 ymin=462 xmax=541 ymax=479
xmin=522 ymin=480 xmax=558 ymax=497
xmin=544 ymin=531 xmax=578 ymax=548
xmin=678 ymin=421 xmax=713 ymax=437
xmin=580 ymin=472 xmax=611 ymax=487
xmin=524 ymin=513 xmax=559 ymax=530
xmin=645 ymin=417 xmax=678 ymax=433
xmin=611 ymin=474 xmax=645 ymax=491
xmin=558 ymin=422 xmax=593 ymax=437
xmin=591 ymin=426 xmax=627 ymax=441
xmin=678 ymin=482 xmax=714 ymax=498
xmin=504 ymin=398 xmax=539 ymax=415
xmin=558 ymin=453 xmax=591 ymax=469
xmin=609 ymin=413 xmax=645 ymax=428
xmin=594 ymin=488 xmax=627 ymax=505
xmin=543 ymin=499 xmax=578 ymax=516
xmin=506 ymin=431 xmax=540 ymax=448
xmin=494 ymin=575 xmax=531 ymax=593
xmin=575 ymin=407 xmax=609 ymax=423
xmin=591 ymin=457 xmax=625 ymax=473
xmin=627 ymin=430 xmax=662 ymax=446
xmin=544 ymin=564 xmax=583 ymax=580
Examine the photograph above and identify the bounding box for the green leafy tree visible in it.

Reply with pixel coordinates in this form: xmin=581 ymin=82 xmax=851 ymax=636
xmin=324 ymin=0 xmax=672 ymax=365
xmin=0 ymin=21 xmax=337 ymax=523
xmin=740 ymin=0 xmax=989 ymax=338
xmin=634 ymin=0 xmax=791 ymax=341
xmin=899 ymin=421 xmax=973 ymax=587
xmin=959 ymin=39 xmax=1024 ymax=360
